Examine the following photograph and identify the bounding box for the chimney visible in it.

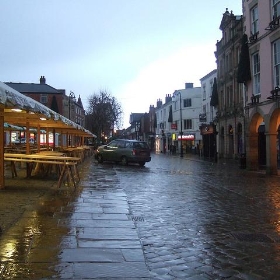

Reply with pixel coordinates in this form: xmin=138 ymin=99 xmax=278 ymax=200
xmin=165 ymin=94 xmax=172 ymax=104
xmin=185 ymin=83 xmax=193 ymax=89
xmin=156 ymin=99 xmax=162 ymax=108
xmin=40 ymin=76 xmax=46 ymax=84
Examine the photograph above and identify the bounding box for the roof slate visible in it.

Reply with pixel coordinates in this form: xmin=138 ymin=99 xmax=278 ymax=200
xmin=5 ymin=82 xmax=62 ymax=94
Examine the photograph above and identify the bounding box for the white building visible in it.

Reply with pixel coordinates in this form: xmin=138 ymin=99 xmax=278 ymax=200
xmin=155 ymin=83 xmax=202 ymax=155
xmin=154 ymin=95 xmax=172 ymax=153
xmin=199 ymin=70 xmax=218 ymax=160
xmin=200 ymin=70 xmax=217 ymax=124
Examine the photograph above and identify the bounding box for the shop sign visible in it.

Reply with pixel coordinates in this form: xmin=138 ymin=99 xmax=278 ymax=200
xmin=171 ymin=123 xmax=177 ymax=129
xmin=178 ymin=134 xmax=195 ymax=141
xmin=201 ymin=125 xmax=214 ymax=135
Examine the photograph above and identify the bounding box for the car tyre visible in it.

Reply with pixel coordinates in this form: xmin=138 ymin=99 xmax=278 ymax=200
xmin=97 ymin=154 xmax=103 ymax=163
xmin=139 ymin=162 xmax=145 ymax=167
xmin=121 ymin=156 xmax=128 ymax=166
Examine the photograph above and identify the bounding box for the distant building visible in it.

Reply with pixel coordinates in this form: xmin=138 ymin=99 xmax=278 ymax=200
xmin=215 ymin=9 xmax=244 ymax=159
xmin=129 ymin=113 xmax=144 ymax=140
xmin=154 ymin=96 xmax=171 ymax=153
xmin=5 ymin=76 xmax=85 ymax=126
xmin=199 ymin=69 xmax=218 ymax=160
xmin=147 ymin=105 xmax=156 ymax=150
xmin=155 ymin=83 xmax=202 ymax=154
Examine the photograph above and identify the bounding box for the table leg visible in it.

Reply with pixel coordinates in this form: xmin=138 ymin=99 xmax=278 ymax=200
xmin=57 ymin=164 xmax=66 ymax=188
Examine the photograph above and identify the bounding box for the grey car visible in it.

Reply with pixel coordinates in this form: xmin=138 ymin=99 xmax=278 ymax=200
xmin=95 ymin=139 xmax=151 ymax=166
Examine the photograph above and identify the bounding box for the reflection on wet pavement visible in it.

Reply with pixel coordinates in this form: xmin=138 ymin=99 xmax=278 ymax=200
xmin=117 ymin=155 xmax=280 ymax=279
xmin=3 ymin=154 xmax=280 ymax=279
xmin=0 ymin=160 xmax=150 ymax=279
xmin=0 ymin=188 xmax=77 ymax=279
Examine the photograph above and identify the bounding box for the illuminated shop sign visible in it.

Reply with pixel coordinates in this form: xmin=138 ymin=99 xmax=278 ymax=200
xmin=178 ymin=134 xmax=195 ymax=141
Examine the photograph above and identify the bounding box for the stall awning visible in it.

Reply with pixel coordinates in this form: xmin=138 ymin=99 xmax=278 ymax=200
xmin=0 ymin=81 xmax=96 ymax=138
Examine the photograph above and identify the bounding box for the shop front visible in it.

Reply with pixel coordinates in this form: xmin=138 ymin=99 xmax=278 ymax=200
xmin=200 ymin=123 xmax=217 ymax=161
xmin=171 ymin=133 xmax=196 ymax=155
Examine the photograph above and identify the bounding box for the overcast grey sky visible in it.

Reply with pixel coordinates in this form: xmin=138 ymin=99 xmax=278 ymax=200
xmin=1 ymin=1 xmax=242 ymax=128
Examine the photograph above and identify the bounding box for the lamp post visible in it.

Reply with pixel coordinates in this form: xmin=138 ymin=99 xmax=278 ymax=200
xmin=173 ymin=91 xmax=183 ymax=158
xmin=179 ymin=92 xmax=183 ymax=158
xmin=213 ymin=119 xmax=218 ymax=162
xmin=68 ymin=91 xmax=75 ymax=146
xmin=68 ymin=91 xmax=75 ymax=121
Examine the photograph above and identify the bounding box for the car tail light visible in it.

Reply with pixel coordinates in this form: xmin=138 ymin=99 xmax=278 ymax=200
xmin=132 ymin=149 xmax=136 ymax=155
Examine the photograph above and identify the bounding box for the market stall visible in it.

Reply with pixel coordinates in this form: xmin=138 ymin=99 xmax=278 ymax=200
xmin=0 ymin=81 xmax=96 ymax=189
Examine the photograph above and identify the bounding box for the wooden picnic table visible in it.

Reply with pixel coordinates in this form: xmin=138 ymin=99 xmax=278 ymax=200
xmin=4 ymin=153 xmax=80 ymax=188
xmin=59 ymin=147 xmax=85 ymax=162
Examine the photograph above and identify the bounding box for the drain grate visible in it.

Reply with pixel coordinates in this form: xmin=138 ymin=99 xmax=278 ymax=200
xmin=131 ymin=216 xmax=145 ymax=222
xmin=231 ymin=232 xmax=274 ymax=243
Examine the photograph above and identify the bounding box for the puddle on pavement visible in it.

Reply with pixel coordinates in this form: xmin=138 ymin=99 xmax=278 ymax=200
xmin=0 ymin=187 xmax=82 ymax=279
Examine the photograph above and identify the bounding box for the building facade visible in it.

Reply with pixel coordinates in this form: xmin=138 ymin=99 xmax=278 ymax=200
xmin=199 ymin=70 xmax=218 ymax=160
xmin=155 ymin=83 xmax=202 ymax=155
xmin=6 ymin=76 xmax=85 ymax=127
xmin=155 ymin=96 xmax=172 ymax=153
xmin=215 ymin=9 xmax=245 ymax=160
xmin=243 ymin=0 xmax=280 ymax=174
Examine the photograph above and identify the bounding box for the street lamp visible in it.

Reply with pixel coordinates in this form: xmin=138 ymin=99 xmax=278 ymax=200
xmin=68 ymin=91 xmax=75 ymax=121
xmin=173 ymin=91 xmax=183 ymax=158
xmin=68 ymin=91 xmax=75 ymax=146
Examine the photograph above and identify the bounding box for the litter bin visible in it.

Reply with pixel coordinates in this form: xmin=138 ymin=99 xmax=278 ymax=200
xmin=239 ymin=153 xmax=246 ymax=169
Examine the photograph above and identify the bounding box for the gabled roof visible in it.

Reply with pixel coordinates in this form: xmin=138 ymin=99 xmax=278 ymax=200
xmin=130 ymin=113 xmax=144 ymax=124
xmin=5 ymin=82 xmax=62 ymax=94
xmin=219 ymin=8 xmax=242 ymax=31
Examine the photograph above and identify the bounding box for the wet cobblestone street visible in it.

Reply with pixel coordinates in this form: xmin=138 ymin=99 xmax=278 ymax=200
xmin=117 ymin=154 xmax=280 ymax=279
xmin=1 ymin=153 xmax=280 ymax=279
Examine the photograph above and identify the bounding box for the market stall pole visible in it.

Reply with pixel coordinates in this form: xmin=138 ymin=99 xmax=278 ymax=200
xmin=0 ymin=104 xmax=4 ymax=189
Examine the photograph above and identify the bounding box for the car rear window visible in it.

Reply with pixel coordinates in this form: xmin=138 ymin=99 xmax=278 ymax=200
xmin=132 ymin=142 xmax=149 ymax=149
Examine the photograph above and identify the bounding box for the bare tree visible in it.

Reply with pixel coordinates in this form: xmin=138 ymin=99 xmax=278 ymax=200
xmin=86 ymin=90 xmax=123 ymax=142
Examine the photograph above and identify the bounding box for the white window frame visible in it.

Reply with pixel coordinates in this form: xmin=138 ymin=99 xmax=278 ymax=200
xmin=252 ymin=52 xmax=260 ymax=95
xmin=40 ymin=95 xmax=47 ymax=104
xmin=209 ymin=80 xmax=213 ymax=98
xmin=273 ymin=0 xmax=280 ymax=18
xmin=184 ymin=119 xmax=192 ymax=130
xmin=184 ymin=98 xmax=192 ymax=108
xmin=273 ymin=39 xmax=280 ymax=87
xmin=251 ymin=5 xmax=259 ymax=34
xmin=203 ymin=84 xmax=206 ymax=100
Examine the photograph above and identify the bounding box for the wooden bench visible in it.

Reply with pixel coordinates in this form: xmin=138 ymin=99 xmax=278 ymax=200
xmin=4 ymin=156 xmax=80 ymax=188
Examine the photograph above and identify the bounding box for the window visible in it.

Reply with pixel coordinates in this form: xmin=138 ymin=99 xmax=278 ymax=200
xmin=252 ymin=52 xmax=260 ymax=95
xmin=220 ymin=90 xmax=224 ymax=107
xmin=203 ymin=84 xmax=206 ymax=100
xmin=184 ymin=119 xmax=192 ymax=129
xmin=183 ymin=98 xmax=191 ymax=107
xmin=225 ymin=54 xmax=229 ymax=72
xmin=273 ymin=39 xmax=280 ymax=87
xmin=209 ymin=80 xmax=213 ymax=98
xmin=40 ymin=95 xmax=47 ymax=104
xmin=108 ymin=140 xmax=118 ymax=148
xmin=228 ymin=52 xmax=233 ymax=70
xmin=251 ymin=5 xmax=259 ymax=34
xmin=273 ymin=0 xmax=280 ymax=18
